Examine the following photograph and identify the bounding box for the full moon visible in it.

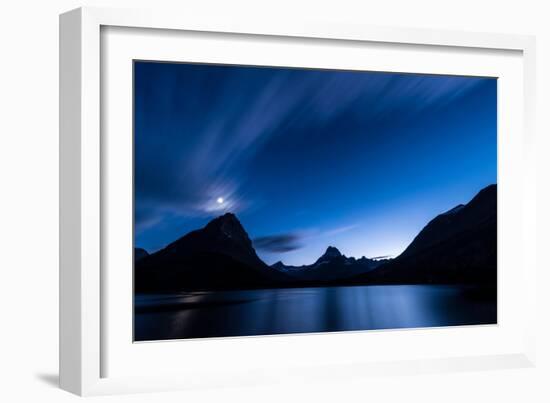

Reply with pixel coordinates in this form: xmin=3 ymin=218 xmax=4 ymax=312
xmin=216 ymin=197 xmax=224 ymax=204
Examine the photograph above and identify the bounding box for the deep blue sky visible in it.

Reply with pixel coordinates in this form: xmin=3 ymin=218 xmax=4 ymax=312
xmin=134 ymin=61 xmax=497 ymax=265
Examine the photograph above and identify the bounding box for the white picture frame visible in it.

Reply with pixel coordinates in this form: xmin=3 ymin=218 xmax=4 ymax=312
xmin=59 ymin=6 xmax=537 ymax=396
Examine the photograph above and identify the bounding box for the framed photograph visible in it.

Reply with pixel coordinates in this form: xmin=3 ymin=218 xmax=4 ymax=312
xmin=60 ymin=7 xmax=537 ymax=396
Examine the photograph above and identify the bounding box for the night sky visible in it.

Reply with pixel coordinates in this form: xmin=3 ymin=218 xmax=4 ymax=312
xmin=134 ymin=61 xmax=497 ymax=266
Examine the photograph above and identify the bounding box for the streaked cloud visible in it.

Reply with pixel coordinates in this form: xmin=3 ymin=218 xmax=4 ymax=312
xmin=253 ymin=224 xmax=358 ymax=255
xmin=322 ymin=224 xmax=359 ymax=237
xmin=135 ymin=63 xmax=485 ymax=234
xmin=253 ymin=233 xmax=304 ymax=252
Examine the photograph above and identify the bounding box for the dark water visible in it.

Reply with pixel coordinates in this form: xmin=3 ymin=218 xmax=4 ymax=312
xmin=134 ymin=285 xmax=496 ymax=341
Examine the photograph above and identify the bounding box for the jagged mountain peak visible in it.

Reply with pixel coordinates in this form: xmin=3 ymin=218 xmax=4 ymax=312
xmin=135 ymin=212 xmax=291 ymax=292
xmin=146 ymin=212 xmax=262 ymax=268
xmin=272 ymin=261 xmax=286 ymax=270
xmin=314 ymin=246 xmax=343 ymax=265
xmin=324 ymin=246 xmax=342 ymax=257
xmin=203 ymin=212 xmax=252 ymax=245
xmin=205 ymin=212 xmax=243 ymax=231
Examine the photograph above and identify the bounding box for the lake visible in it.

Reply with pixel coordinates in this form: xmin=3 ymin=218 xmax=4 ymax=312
xmin=134 ymin=285 xmax=496 ymax=341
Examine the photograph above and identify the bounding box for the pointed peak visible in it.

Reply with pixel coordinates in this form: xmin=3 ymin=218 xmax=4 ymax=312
xmin=203 ymin=212 xmax=251 ymax=245
xmin=314 ymin=246 xmax=343 ymax=265
xmin=218 ymin=212 xmax=239 ymax=221
xmin=324 ymin=246 xmax=342 ymax=257
xmin=205 ymin=212 xmax=241 ymax=228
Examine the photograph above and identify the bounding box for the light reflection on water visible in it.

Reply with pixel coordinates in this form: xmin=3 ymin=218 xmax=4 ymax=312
xmin=134 ymin=285 xmax=496 ymax=341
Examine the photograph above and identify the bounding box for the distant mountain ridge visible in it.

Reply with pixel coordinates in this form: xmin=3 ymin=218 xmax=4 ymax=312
xmin=135 ymin=184 xmax=497 ymax=292
xmin=272 ymin=246 xmax=385 ymax=282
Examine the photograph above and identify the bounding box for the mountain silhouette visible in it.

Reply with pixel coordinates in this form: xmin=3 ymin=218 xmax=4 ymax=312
xmin=135 ymin=185 xmax=497 ymax=292
xmin=271 ymin=246 xmax=383 ymax=282
xmin=134 ymin=247 xmax=149 ymax=262
xmin=135 ymin=213 xmax=287 ymax=292
xmin=314 ymin=246 xmax=343 ymax=264
xmin=357 ymin=184 xmax=497 ymax=285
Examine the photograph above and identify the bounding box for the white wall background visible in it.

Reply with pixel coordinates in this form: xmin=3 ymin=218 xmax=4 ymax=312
xmin=0 ymin=0 xmax=548 ymax=401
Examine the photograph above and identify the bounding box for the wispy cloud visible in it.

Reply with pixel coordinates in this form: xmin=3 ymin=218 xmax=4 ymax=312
xmin=322 ymin=224 xmax=359 ymax=237
xmin=253 ymin=233 xmax=304 ymax=253
xmin=253 ymin=224 xmax=359 ymax=255
xmin=134 ymin=62 xmax=487 ymax=234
